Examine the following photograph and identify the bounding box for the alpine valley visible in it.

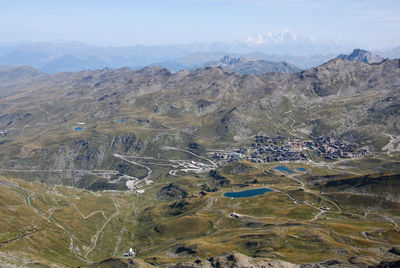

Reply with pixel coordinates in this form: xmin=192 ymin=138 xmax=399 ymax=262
xmin=0 ymin=49 xmax=400 ymax=268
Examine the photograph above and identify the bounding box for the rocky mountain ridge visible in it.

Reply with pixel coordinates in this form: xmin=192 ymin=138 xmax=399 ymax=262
xmin=204 ymin=55 xmax=301 ymax=74
xmin=338 ymin=49 xmax=384 ymax=64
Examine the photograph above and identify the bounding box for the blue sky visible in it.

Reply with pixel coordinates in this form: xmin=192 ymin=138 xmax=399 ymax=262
xmin=1 ymin=0 xmax=399 ymax=49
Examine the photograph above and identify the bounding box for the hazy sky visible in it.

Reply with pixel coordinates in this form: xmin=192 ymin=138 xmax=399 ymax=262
xmin=1 ymin=0 xmax=399 ymax=49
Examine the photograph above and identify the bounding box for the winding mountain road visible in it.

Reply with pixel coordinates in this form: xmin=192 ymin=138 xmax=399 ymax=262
xmin=85 ymin=197 xmax=120 ymax=261
xmin=113 ymin=154 xmax=153 ymax=180
xmin=162 ymin=146 xmax=217 ymax=167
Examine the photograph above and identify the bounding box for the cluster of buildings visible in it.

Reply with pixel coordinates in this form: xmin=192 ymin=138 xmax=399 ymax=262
xmin=247 ymin=135 xmax=308 ymax=162
xmin=212 ymin=135 xmax=371 ymax=163
xmin=309 ymin=136 xmax=370 ymax=160
xmin=213 ymin=152 xmax=243 ymax=163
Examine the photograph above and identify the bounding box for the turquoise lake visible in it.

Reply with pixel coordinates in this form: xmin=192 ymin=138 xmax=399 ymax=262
xmin=275 ymin=165 xmax=294 ymax=174
xmin=224 ymin=188 xmax=273 ymax=198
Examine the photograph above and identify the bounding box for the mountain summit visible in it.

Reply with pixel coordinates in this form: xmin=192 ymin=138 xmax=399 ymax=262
xmin=338 ymin=48 xmax=384 ymax=64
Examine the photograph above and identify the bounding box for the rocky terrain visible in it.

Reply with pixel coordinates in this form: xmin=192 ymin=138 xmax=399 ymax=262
xmin=338 ymin=49 xmax=384 ymax=64
xmin=0 ymin=50 xmax=399 ymax=267
xmin=0 ymin=54 xmax=399 ymax=189
xmin=172 ymin=252 xmax=299 ymax=268
xmin=204 ymin=55 xmax=301 ymax=74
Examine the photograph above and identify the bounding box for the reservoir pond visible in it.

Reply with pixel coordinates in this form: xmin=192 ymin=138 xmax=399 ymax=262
xmin=275 ymin=165 xmax=294 ymax=174
xmin=224 ymin=187 xmax=273 ymax=198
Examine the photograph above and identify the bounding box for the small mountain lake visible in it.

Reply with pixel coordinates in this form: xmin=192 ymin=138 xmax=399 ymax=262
xmin=224 ymin=187 xmax=273 ymax=198
xmin=116 ymin=119 xmax=125 ymax=122
xmin=297 ymin=168 xmax=307 ymax=172
xmin=275 ymin=165 xmax=294 ymax=174
xmin=74 ymin=127 xmax=83 ymax=131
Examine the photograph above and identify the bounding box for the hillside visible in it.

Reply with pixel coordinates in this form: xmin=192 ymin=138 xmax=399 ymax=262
xmin=0 ymin=58 xmax=399 ymax=188
xmin=0 ymin=65 xmax=45 ymax=88
xmin=1 ymin=160 xmax=400 ymax=267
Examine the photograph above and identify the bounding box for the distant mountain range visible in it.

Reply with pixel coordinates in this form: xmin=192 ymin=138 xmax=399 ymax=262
xmin=0 ymin=49 xmax=391 ymax=85
xmin=0 ymin=40 xmax=398 ymax=74
xmin=152 ymin=52 xmax=337 ymax=72
xmin=0 ymin=48 xmax=390 ymax=83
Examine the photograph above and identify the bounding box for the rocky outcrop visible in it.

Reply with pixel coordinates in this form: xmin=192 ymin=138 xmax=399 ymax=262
xmin=157 ymin=183 xmax=188 ymax=201
xmin=209 ymin=170 xmax=231 ymax=186
xmin=175 ymin=245 xmax=197 ymax=255
xmin=338 ymin=49 xmax=384 ymax=64
xmin=216 ymin=107 xmax=252 ymax=140
xmin=195 ymin=99 xmax=217 ymax=115
xmin=53 ymin=139 xmax=104 ymax=170
xmin=90 ymin=257 xmax=139 ymax=267
xmin=110 ymin=134 xmax=144 ymax=154
xmin=169 ymin=200 xmax=190 ymax=216
xmin=171 ymin=251 xmax=299 ymax=268
xmin=368 ymin=260 xmax=400 ymax=268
